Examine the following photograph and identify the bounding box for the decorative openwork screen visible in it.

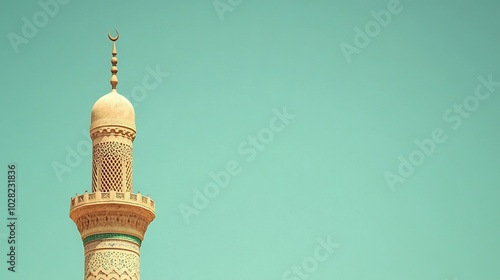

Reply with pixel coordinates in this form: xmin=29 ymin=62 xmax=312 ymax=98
xmin=92 ymin=141 xmax=133 ymax=192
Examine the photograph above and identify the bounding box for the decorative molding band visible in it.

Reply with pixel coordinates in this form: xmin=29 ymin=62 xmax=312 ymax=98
xmin=73 ymin=210 xmax=152 ymax=239
xmin=91 ymin=118 xmax=136 ymax=131
xmin=85 ymin=239 xmax=140 ymax=255
xmin=90 ymin=126 xmax=136 ymax=141
xmin=84 ymin=233 xmax=142 ymax=246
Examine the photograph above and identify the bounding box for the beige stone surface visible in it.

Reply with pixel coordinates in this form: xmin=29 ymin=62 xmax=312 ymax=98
xmin=91 ymin=91 xmax=136 ymax=132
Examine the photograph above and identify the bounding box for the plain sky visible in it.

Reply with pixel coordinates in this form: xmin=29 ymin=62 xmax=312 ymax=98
xmin=1 ymin=0 xmax=500 ymax=279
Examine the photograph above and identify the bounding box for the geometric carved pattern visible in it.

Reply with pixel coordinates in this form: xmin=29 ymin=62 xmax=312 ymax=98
xmin=90 ymin=125 xmax=136 ymax=141
xmin=92 ymin=141 xmax=132 ymax=193
xmin=86 ymin=270 xmax=138 ymax=280
xmin=74 ymin=211 xmax=149 ymax=237
xmin=85 ymin=250 xmax=139 ymax=280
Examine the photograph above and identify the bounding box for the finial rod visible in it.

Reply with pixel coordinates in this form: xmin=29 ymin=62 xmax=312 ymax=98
xmin=108 ymin=30 xmax=119 ymax=91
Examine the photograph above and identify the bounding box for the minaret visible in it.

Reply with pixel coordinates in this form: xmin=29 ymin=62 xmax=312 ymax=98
xmin=70 ymin=31 xmax=155 ymax=280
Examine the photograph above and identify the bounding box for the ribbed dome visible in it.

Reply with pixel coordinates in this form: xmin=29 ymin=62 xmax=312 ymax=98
xmin=90 ymin=91 xmax=135 ymax=131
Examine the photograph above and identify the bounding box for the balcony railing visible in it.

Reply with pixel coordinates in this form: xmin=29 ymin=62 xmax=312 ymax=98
xmin=70 ymin=191 xmax=155 ymax=211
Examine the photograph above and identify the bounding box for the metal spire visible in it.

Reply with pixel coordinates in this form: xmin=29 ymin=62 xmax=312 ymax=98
xmin=108 ymin=30 xmax=119 ymax=91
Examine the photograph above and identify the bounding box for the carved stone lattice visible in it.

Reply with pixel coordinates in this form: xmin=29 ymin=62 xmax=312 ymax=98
xmin=92 ymin=141 xmax=133 ymax=192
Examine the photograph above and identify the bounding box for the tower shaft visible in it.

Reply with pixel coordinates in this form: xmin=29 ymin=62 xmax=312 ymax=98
xmin=70 ymin=31 xmax=155 ymax=280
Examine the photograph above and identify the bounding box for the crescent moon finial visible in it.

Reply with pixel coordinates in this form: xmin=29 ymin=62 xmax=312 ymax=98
xmin=108 ymin=30 xmax=119 ymax=91
xmin=108 ymin=29 xmax=119 ymax=41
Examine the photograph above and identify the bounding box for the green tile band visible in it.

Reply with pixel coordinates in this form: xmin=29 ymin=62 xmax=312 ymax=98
xmin=83 ymin=233 xmax=142 ymax=246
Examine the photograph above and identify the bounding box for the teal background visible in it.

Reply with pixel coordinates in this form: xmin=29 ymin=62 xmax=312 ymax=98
xmin=0 ymin=0 xmax=499 ymax=279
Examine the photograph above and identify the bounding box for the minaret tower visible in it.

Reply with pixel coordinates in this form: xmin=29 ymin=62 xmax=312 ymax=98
xmin=70 ymin=31 xmax=155 ymax=280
